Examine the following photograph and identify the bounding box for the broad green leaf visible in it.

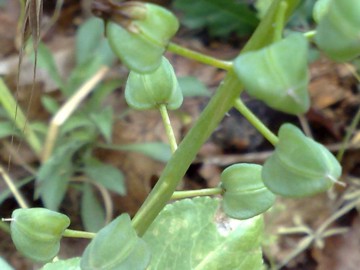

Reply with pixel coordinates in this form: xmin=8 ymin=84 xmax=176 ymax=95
xmin=234 ymin=34 xmax=310 ymax=115
xmin=84 ymin=158 xmax=126 ymax=196
xmin=41 ymin=257 xmax=81 ymax=270
xmin=36 ymin=141 xmax=85 ymax=210
xmin=144 ymin=197 xmax=264 ymax=270
xmin=173 ymin=0 xmax=258 ymax=37
xmin=0 ymin=257 xmax=14 ymax=270
xmin=262 ymin=123 xmax=342 ymax=197
xmin=90 ymin=106 xmax=113 ymax=143
xmin=81 ymin=183 xmax=106 ymax=232
xmin=101 ymin=142 xmax=172 ymax=163
xmin=221 ymin=164 xmax=276 ymax=219
xmin=60 ymin=114 xmax=93 ymax=136
xmin=35 ymin=42 xmax=64 ymax=89
xmin=178 ymin=76 xmax=210 ymax=97
xmin=81 ymin=214 xmax=151 ymax=270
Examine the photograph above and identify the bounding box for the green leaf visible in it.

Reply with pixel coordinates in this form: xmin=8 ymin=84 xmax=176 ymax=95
xmin=81 ymin=183 xmax=106 ymax=232
xmin=41 ymin=257 xmax=81 ymax=270
xmin=90 ymin=106 xmax=113 ymax=143
xmin=0 ymin=121 xmax=20 ymax=139
xmin=36 ymin=141 xmax=85 ymax=210
xmin=262 ymin=123 xmax=342 ymax=197
xmin=0 ymin=257 xmax=14 ymax=270
xmin=221 ymin=164 xmax=276 ymax=219
xmin=35 ymin=42 xmax=64 ymax=89
xmin=144 ymin=197 xmax=264 ymax=270
xmin=178 ymin=76 xmax=210 ymax=97
xmin=81 ymin=214 xmax=151 ymax=270
xmin=173 ymin=0 xmax=258 ymax=37
xmin=101 ymin=142 xmax=172 ymax=163
xmin=84 ymin=158 xmax=126 ymax=196
xmin=87 ymin=79 xmax=123 ymax=110
xmin=234 ymin=34 xmax=310 ymax=115
xmin=76 ymin=18 xmax=105 ymax=65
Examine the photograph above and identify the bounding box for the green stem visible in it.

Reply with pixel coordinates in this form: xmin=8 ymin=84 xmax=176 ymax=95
xmin=234 ymin=98 xmax=279 ymax=146
xmin=62 ymin=229 xmax=96 ymax=239
xmin=132 ymin=72 xmax=243 ymax=236
xmin=273 ymin=1 xmax=288 ymax=41
xmin=303 ymin=30 xmax=316 ymax=41
xmin=131 ymin=0 xmax=300 ymax=237
xmin=167 ymin=42 xmax=233 ymax=70
xmin=159 ymin=104 xmax=178 ymax=153
xmin=171 ymin=187 xmax=223 ymax=200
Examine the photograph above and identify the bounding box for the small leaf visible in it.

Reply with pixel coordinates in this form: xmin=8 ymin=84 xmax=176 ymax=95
xmin=221 ymin=163 xmax=276 ymax=219
xmin=84 ymin=158 xmax=126 ymax=196
xmin=262 ymin=123 xmax=342 ymax=197
xmin=81 ymin=214 xmax=151 ymax=270
xmin=36 ymin=141 xmax=85 ymax=210
xmin=35 ymin=42 xmax=64 ymax=89
xmin=0 ymin=121 xmax=20 ymax=139
xmin=81 ymin=183 xmax=106 ymax=232
xmin=144 ymin=197 xmax=264 ymax=270
xmin=234 ymin=34 xmax=310 ymax=115
xmin=76 ymin=18 xmax=105 ymax=65
xmin=178 ymin=76 xmax=210 ymax=97
xmin=90 ymin=106 xmax=113 ymax=143
xmin=41 ymin=257 xmax=81 ymax=270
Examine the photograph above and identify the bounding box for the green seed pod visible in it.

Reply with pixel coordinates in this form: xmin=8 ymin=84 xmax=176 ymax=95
xmin=315 ymin=0 xmax=360 ymax=61
xmin=221 ymin=163 xmax=276 ymax=220
xmin=81 ymin=214 xmax=150 ymax=270
xmin=10 ymin=208 xmax=70 ymax=263
xmin=313 ymin=0 xmax=331 ymax=23
xmin=125 ymin=57 xmax=183 ymax=110
xmin=262 ymin=124 xmax=342 ymax=197
xmin=234 ymin=34 xmax=310 ymax=115
xmin=105 ymin=2 xmax=179 ymax=73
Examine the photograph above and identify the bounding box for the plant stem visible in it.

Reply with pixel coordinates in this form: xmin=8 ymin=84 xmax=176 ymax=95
xmin=62 ymin=229 xmax=96 ymax=239
xmin=132 ymin=72 xmax=243 ymax=236
xmin=234 ymin=98 xmax=279 ymax=146
xmin=0 ymin=164 xmax=29 ymax=209
xmin=131 ymin=0 xmax=301 ymax=237
xmin=303 ymin=30 xmax=316 ymax=41
xmin=167 ymin=42 xmax=233 ymax=70
xmin=171 ymin=187 xmax=223 ymax=200
xmin=159 ymin=104 xmax=178 ymax=153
